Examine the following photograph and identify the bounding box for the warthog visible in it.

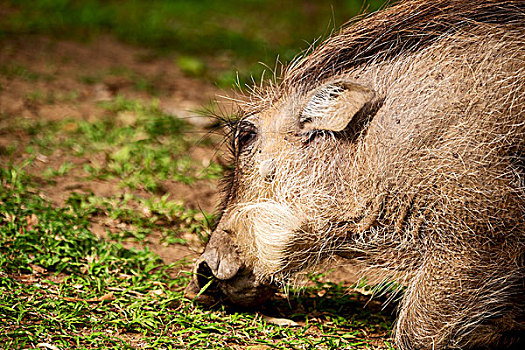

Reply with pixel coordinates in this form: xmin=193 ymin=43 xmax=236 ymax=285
xmin=188 ymin=0 xmax=524 ymax=348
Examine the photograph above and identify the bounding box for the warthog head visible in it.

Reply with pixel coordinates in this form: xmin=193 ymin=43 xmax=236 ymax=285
xmin=187 ymin=1 xmax=525 ymax=348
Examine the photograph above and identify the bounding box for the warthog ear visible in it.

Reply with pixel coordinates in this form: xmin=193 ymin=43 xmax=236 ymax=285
xmin=300 ymin=81 xmax=376 ymax=132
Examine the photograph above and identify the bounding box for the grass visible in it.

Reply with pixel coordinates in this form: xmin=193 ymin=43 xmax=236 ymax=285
xmin=0 ymin=63 xmax=54 ymax=82
xmin=1 ymin=165 xmax=395 ymax=349
xmin=18 ymin=96 xmax=222 ymax=192
xmin=65 ymin=191 xmax=213 ymax=245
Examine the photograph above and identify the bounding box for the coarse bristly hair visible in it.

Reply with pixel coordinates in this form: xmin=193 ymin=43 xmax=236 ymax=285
xmin=210 ymin=1 xmax=525 ymax=349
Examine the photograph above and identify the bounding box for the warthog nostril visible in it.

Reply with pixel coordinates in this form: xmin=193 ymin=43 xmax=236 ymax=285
xmin=194 ymin=252 xmax=242 ymax=287
xmin=184 ymin=258 xmax=221 ymax=305
xmin=198 ymin=247 xmax=242 ymax=281
xmin=189 ymin=229 xmax=276 ymax=307
xmin=195 ymin=258 xmax=217 ymax=290
xmin=188 ymin=253 xmax=275 ymax=308
xmin=198 ymin=231 xmax=243 ymax=281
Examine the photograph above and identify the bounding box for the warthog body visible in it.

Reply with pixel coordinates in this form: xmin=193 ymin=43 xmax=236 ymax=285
xmin=190 ymin=0 xmax=524 ymax=348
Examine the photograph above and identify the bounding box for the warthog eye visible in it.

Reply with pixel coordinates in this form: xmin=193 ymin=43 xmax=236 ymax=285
xmin=235 ymin=121 xmax=257 ymax=151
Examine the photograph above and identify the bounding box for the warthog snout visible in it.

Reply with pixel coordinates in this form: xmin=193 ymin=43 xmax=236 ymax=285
xmin=187 ymin=230 xmax=275 ymax=307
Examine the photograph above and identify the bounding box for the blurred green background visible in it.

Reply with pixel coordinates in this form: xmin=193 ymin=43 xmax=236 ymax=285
xmin=1 ymin=0 xmax=388 ymax=87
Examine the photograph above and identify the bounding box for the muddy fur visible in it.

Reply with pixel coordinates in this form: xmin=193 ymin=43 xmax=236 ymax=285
xmin=196 ymin=1 xmax=525 ymax=349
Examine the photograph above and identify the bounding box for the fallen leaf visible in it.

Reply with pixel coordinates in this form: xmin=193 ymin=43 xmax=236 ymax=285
xmin=148 ymin=289 xmax=165 ymax=297
xmin=87 ymin=292 xmax=114 ymax=302
xmin=63 ymin=297 xmax=82 ymax=302
xmin=37 ymin=343 xmax=59 ymax=350
xmin=29 ymin=264 xmax=46 ymax=274
xmin=63 ymin=292 xmax=114 ymax=303
xmin=261 ymin=315 xmax=299 ymax=327
xmin=26 ymin=214 xmax=39 ymax=230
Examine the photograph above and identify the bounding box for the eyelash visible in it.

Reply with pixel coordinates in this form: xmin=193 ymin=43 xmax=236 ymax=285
xmin=302 ymin=129 xmax=334 ymax=144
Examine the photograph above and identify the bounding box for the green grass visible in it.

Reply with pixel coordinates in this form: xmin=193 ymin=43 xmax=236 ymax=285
xmin=19 ymin=96 xmax=222 ymax=192
xmin=65 ymin=191 xmax=213 ymax=245
xmin=0 ymin=63 xmax=54 ymax=82
xmin=1 ymin=165 xmax=395 ymax=349
xmin=0 ymin=0 xmax=389 ymax=87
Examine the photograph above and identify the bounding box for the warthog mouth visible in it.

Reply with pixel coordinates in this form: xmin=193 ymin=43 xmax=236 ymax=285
xmin=185 ymin=258 xmax=275 ymax=308
xmin=185 ymin=230 xmax=276 ymax=308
